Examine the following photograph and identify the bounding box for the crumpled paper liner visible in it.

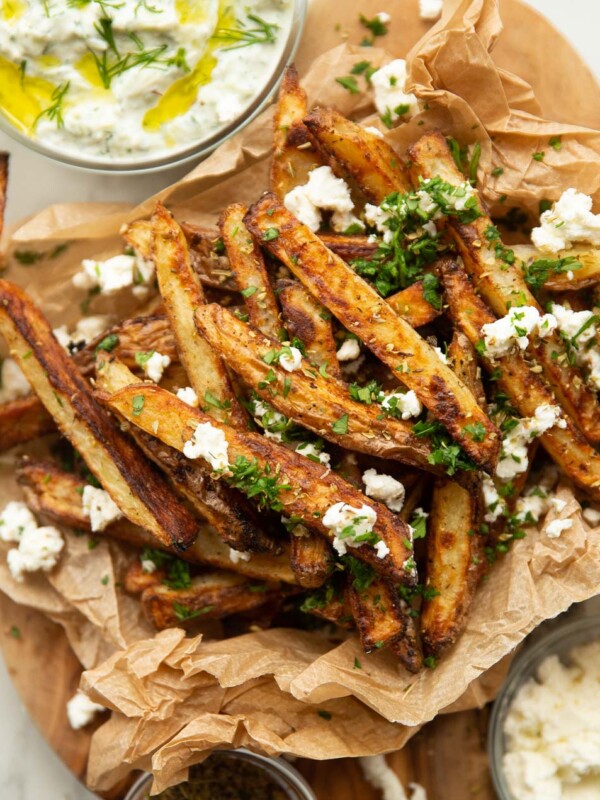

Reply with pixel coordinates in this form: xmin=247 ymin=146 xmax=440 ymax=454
xmin=1 ymin=0 xmax=599 ymax=792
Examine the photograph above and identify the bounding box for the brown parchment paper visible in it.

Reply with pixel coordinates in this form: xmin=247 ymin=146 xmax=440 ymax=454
xmin=1 ymin=0 xmax=600 ymax=792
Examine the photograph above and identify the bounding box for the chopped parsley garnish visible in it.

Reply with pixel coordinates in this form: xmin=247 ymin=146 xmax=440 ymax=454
xmin=549 ymin=136 xmax=562 ymax=151
xmin=342 ymin=555 xmax=376 ymax=591
xmin=95 ymin=333 xmax=119 ymax=353
xmin=317 ymin=709 xmax=332 ymax=720
xmin=335 ymin=75 xmax=360 ymax=94
xmin=134 ymin=350 xmax=155 ymax=366
xmin=225 ymin=456 xmax=290 ymax=511
xmin=421 ymin=273 xmax=442 ymax=310
xmin=359 ymin=13 xmax=389 ymax=40
xmin=173 ymin=603 xmax=214 ymax=621
xmin=131 ymin=395 xmax=145 ymax=416
xmin=204 ymin=391 xmax=231 ymax=411
xmin=532 ymin=151 xmax=545 ymax=162
xmin=523 ymin=256 xmax=581 ymax=292
xmin=463 ymin=422 xmax=487 ymax=442
xmin=413 ymin=419 xmax=477 ymax=476
xmin=263 ymin=227 xmax=280 ymax=241
xmin=348 ymin=379 xmax=383 ymax=405
xmin=331 ymin=413 xmax=349 ymax=434
xmin=409 ymin=509 xmax=428 ymax=539
xmin=241 ymin=285 xmax=258 ymax=298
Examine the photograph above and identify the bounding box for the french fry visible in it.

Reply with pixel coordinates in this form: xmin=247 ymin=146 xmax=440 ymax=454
xmin=219 ymin=203 xmax=282 ymax=340
xmin=346 ymin=575 xmax=407 ymax=653
xmin=194 ymin=302 xmax=440 ymax=473
xmin=317 ymin=232 xmax=378 ymax=262
xmin=270 ymin=65 xmax=323 ymax=199
xmin=244 ymin=194 xmax=501 ymax=472
xmin=512 ymin=244 xmax=600 ymax=291
xmin=388 ymin=603 xmax=424 ymax=674
xmin=0 ymin=314 xmax=179 ymax=454
xmin=17 ymin=457 xmax=299 ymax=584
xmin=439 ymin=258 xmax=600 ymax=501
xmin=303 ymin=108 xmax=410 ymax=203
xmin=0 ymin=279 xmax=198 ymax=551
xmin=290 ymin=526 xmax=333 ymax=589
xmin=124 ymin=559 xmax=165 ymax=594
xmin=303 ymin=579 xmax=354 ymax=628
xmin=141 ymin=571 xmax=280 ymax=630
xmin=151 ymin=202 xmax=246 ymax=426
xmin=106 ymin=383 xmax=417 ymax=584
xmin=96 ymin=358 xmax=279 ymax=554
xmin=408 ymin=130 xmax=600 ymax=444
xmin=276 ymin=278 xmax=342 ymax=378
xmin=386 ymin=280 xmax=443 ymax=328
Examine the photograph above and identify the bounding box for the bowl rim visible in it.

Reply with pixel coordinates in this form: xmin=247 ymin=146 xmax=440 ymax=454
xmin=0 ymin=0 xmax=308 ymax=175
xmin=124 ymin=748 xmax=317 ymax=800
xmin=488 ymin=612 xmax=600 ymax=800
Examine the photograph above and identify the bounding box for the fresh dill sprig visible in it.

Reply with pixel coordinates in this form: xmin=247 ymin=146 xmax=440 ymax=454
xmin=212 ymin=13 xmax=279 ymax=51
xmin=35 ymin=81 xmax=70 ymax=129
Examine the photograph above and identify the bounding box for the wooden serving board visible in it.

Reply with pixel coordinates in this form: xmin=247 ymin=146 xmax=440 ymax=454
xmin=0 ymin=592 xmax=496 ymax=800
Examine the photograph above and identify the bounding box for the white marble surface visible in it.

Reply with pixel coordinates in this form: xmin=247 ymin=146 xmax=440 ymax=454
xmin=0 ymin=1 xmax=597 ymax=798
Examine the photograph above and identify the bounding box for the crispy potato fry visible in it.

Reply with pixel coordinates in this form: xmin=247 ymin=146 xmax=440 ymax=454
xmin=513 ymin=244 xmax=600 ymax=291
xmin=270 ymin=65 xmax=323 ymax=199
xmin=290 ymin=527 xmax=333 ymax=589
xmin=17 ymin=457 xmax=298 ymax=584
xmin=220 ymin=203 xmax=282 ymax=340
xmin=141 ymin=571 xmax=280 ymax=630
xmin=346 ymin=576 xmax=406 ymax=653
xmin=124 ymin=559 xmax=164 ymax=594
xmin=0 ymin=314 xmax=179 ymax=454
xmin=440 ymin=258 xmax=600 ymax=501
xmin=388 ymin=602 xmax=424 ymax=674
xmin=0 ymin=279 xmax=198 ymax=551
xmin=317 ymin=232 xmax=378 ymax=263
xmin=194 ymin=303 xmax=440 ymax=473
xmin=303 ymin=108 xmax=410 ymax=203
xmin=408 ymin=131 xmax=600 ymax=444
xmin=151 ymin=202 xmax=245 ymax=426
xmin=96 ymin=358 xmax=279 ymax=554
xmin=244 ymin=194 xmax=501 ymax=472
xmin=386 ymin=280 xmax=443 ymax=328
xmin=277 ymin=278 xmax=342 ymax=378
xmin=107 ymin=383 xmax=417 ymax=583
xmin=304 ymin=581 xmax=354 ymax=628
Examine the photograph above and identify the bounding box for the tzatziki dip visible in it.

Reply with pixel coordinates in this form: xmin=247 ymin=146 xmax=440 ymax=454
xmin=0 ymin=0 xmax=295 ymax=164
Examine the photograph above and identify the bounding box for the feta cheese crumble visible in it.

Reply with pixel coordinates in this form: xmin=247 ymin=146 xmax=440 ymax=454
xmin=229 ymin=547 xmax=252 ymax=564
xmin=183 ymin=422 xmax=230 ymax=471
xmin=0 ymin=501 xmax=38 ymax=543
xmin=359 ymin=755 xmax=428 ymax=800
xmin=381 ymin=390 xmax=423 ymax=420
xmin=176 ymin=387 xmax=199 ymax=407
xmin=496 ymin=405 xmax=566 ymax=481
xmin=419 ymin=0 xmax=443 ymax=20
xmin=531 ymin=188 xmax=600 ymax=253
xmin=73 ymin=252 xmax=155 ymax=295
xmin=66 ymin=691 xmax=105 ymax=730
xmin=481 ymin=306 xmax=557 ymax=359
xmin=279 ymin=346 xmax=303 ymax=373
xmin=546 ymin=518 xmax=573 ymax=539
xmin=336 ymin=338 xmax=361 ymax=362
xmin=296 ymin=441 xmax=331 ymax=467
xmin=370 ymin=59 xmax=419 ymax=124
xmin=53 ymin=315 xmax=111 ymax=353
xmin=482 ymin=475 xmax=506 ymax=523
xmin=283 ymin=166 xmax=364 ymax=234
xmin=7 ymin=524 xmax=64 ymax=582
xmin=140 ymin=351 xmax=171 ymax=383
xmin=550 ymin=303 xmax=600 ymax=391
xmin=0 ymin=357 xmax=31 ymax=404
xmin=362 ymin=469 xmax=405 ymax=512
xmin=503 ymin=640 xmax=600 ymax=800
xmin=82 ymin=486 xmax=123 ymax=532
xmin=141 ymin=559 xmax=157 ymax=574
xmin=323 ymin=502 xmax=378 ymax=556
xmin=375 ymin=11 xmax=391 ymax=24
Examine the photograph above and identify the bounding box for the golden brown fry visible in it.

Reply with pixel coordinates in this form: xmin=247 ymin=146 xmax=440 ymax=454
xmin=194 ymin=303 xmax=439 ymax=472
xmin=124 ymin=559 xmax=164 ymax=594
xmin=151 ymin=202 xmax=245 ymax=426
xmin=0 ymin=314 xmax=178 ymax=454
xmin=303 ymin=108 xmax=410 ymax=203
xmin=513 ymin=244 xmax=600 ymax=291
xmin=448 ymin=331 xmax=487 ymax=411
xmin=346 ymin=575 xmax=406 ymax=653
xmin=0 ymin=279 xmax=198 ymax=551
xmin=270 ymin=65 xmax=322 ymax=199
xmin=277 ymin=278 xmax=342 ymax=378
xmin=244 ymin=194 xmax=501 ymax=472
xmin=17 ymin=457 xmax=298 ymax=584
xmin=317 ymin=232 xmax=378 ymax=263
xmin=141 ymin=571 xmax=279 ymax=630
xmin=289 ymin=527 xmax=333 ymax=589
xmin=96 ymin=358 xmax=279 ymax=554
xmin=408 ymin=130 xmax=600 ymax=444
xmin=440 ymin=258 xmax=600 ymax=501
xmin=220 ymin=203 xmax=282 ymax=340
xmin=388 ymin=603 xmax=424 ymax=674
xmin=386 ymin=280 xmax=443 ymax=328
xmin=107 ymin=383 xmax=416 ymax=584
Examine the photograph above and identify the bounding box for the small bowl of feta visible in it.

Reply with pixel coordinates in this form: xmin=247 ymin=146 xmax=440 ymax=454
xmin=489 ymin=604 xmax=600 ymax=800
xmin=0 ymin=0 xmax=306 ymax=173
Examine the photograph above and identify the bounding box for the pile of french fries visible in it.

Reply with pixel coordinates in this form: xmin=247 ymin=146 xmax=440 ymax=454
xmin=1 ymin=67 xmax=599 ymax=674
